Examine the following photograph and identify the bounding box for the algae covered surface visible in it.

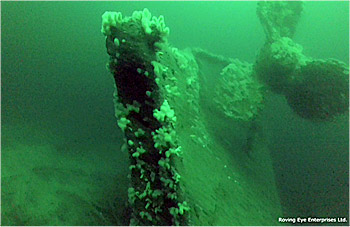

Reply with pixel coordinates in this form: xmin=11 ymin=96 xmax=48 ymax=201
xmin=1 ymin=1 xmax=349 ymax=226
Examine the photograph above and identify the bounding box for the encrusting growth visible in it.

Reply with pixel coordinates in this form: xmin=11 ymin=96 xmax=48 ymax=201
xmin=101 ymin=8 xmax=188 ymax=226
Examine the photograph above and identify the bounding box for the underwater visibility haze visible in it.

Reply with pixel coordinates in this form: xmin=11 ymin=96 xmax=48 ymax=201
xmin=1 ymin=1 xmax=349 ymax=226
